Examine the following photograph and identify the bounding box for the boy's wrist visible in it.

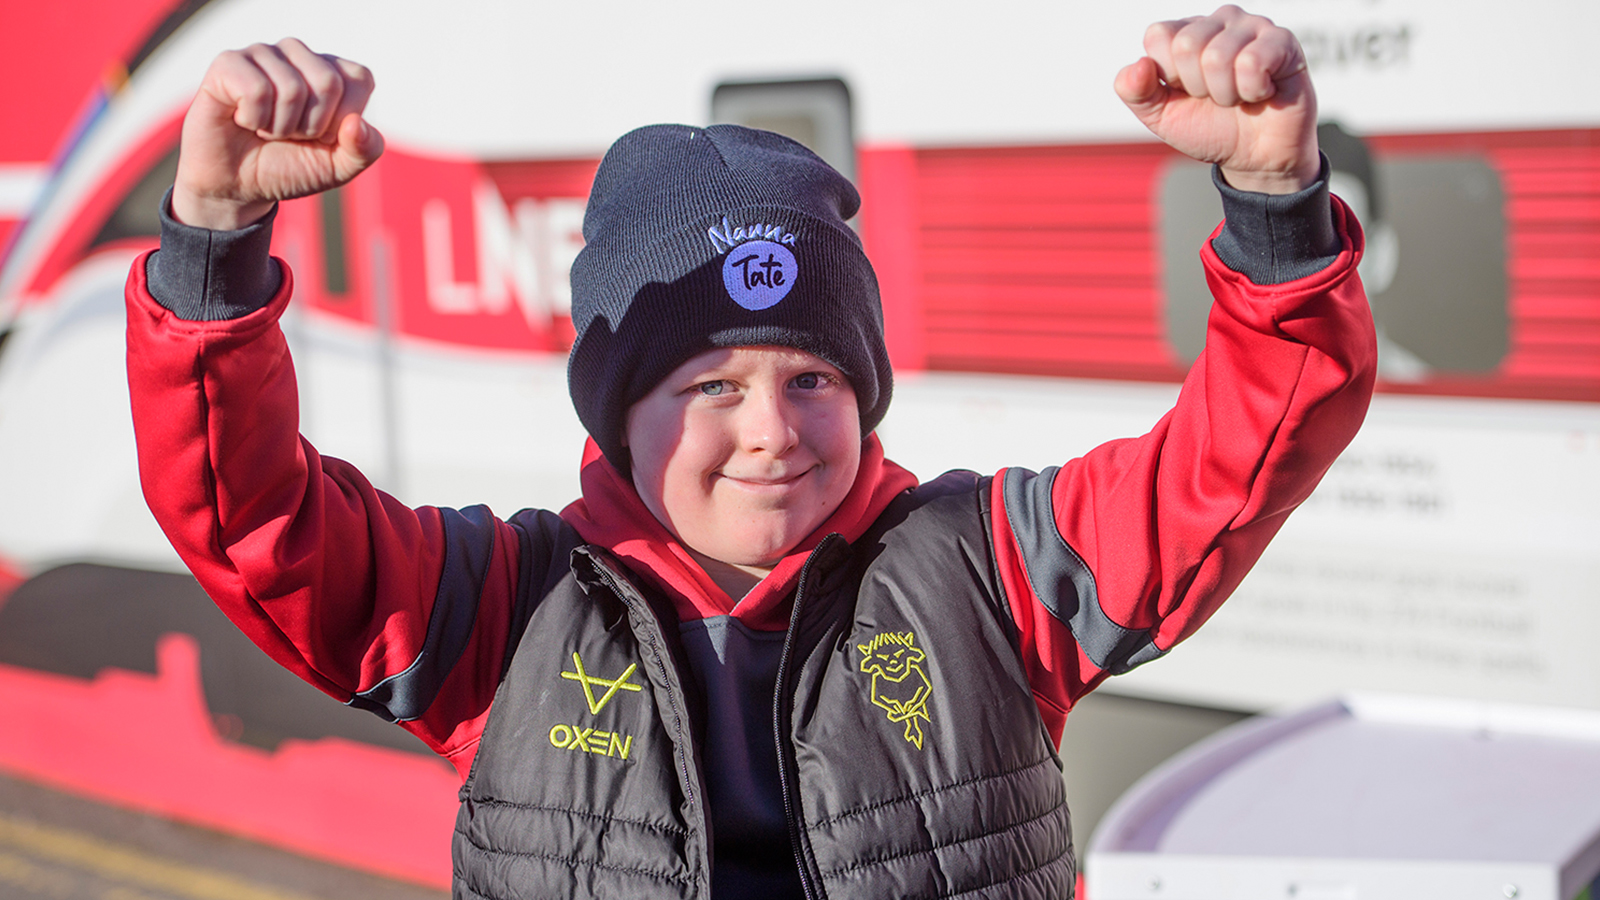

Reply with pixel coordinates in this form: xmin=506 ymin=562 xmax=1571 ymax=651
xmin=1216 ymin=154 xmax=1322 ymax=196
xmin=1209 ymin=153 xmax=1340 ymax=286
xmin=169 ymin=184 xmax=276 ymax=232
xmin=146 ymin=186 xmax=282 ymax=321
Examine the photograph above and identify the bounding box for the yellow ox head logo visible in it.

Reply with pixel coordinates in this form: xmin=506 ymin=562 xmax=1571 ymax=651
xmin=857 ymin=631 xmax=926 ymax=683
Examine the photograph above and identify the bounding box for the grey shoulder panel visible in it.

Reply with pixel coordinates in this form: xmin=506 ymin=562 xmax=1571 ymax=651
xmin=1001 ymin=467 xmax=1163 ymax=675
xmin=348 ymin=504 xmax=498 ymax=722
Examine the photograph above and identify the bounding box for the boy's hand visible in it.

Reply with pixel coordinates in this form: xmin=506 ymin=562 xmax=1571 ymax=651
xmin=1115 ymin=5 xmax=1317 ymax=194
xmin=172 ymin=38 xmax=383 ymax=230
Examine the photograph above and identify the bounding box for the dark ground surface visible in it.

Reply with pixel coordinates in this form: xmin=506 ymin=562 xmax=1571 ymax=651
xmin=0 ymin=773 xmax=448 ymax=900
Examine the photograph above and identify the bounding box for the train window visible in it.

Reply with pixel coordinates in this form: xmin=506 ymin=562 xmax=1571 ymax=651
xmin=90 ymin=145 xmax=179 ymax=248
xmin=320 ymin=187 xmax=349 ymax=296
xmin=711 ymin=78 xmax=855 ymax=184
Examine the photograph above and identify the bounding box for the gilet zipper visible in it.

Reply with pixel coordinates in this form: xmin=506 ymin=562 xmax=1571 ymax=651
xmin=773 ymin=533 xmax=846 ymax=900
xmin=581 ymin=549 xmax=715 ymax=899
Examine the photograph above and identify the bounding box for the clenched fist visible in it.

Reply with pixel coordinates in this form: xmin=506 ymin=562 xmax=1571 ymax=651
xmin=1116 ymin=5 xmax=1318 ymax=195
xmin=172 ymin=38 xmax=384 ymax=230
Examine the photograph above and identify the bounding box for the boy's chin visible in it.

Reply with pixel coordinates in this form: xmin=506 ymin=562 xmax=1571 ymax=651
xmin=702 ymin=542 xmax=794 ymax=571
xmin=673 ymin=501 xmax=849 ymax=574
xmin=690 ymin=529 xmax=811 ymax=572
xmin=685 ymin=544 xmax=786 ymax=581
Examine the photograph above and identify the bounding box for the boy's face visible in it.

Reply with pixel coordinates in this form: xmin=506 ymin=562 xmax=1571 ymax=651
xmin=624 ymin=346 xmax=861 ymax=570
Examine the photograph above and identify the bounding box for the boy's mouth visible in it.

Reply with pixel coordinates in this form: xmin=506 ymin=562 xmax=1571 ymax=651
xmin=717 ymin=467 xmax=814 ymax=489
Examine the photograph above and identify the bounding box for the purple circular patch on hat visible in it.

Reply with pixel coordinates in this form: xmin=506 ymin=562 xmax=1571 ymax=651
xmin=721 ymin=240 xmax=797 ymax=311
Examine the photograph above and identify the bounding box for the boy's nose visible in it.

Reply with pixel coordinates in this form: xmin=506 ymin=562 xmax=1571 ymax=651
xmin=735 ymin=390 xmax=800 ymax=456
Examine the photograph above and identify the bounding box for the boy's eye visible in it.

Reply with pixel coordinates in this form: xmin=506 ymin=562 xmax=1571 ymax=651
xmin=793 ymin=372 xmax=821 ymax=390
xmin=696 ymin=381 xmax=727 ymax=396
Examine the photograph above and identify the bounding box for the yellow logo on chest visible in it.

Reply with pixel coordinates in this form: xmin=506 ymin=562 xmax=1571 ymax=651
xmin=561 ymin=651 xmax=643 ymax=714
xmin=548 ymin=723 xmax=634 ymax=759
xmin=551 ymin=651 xmax=642 ymax=764
xmin=858 ymin=631 xmax=933 ymax=750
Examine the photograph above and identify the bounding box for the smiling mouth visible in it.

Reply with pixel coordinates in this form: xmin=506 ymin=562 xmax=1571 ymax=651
xmin=719 ymin=468 xmax=812 ymax=488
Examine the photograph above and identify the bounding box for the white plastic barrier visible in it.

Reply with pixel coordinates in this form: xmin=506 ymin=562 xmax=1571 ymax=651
xmin=1087 ymin=694 xmax=1600 ymax=900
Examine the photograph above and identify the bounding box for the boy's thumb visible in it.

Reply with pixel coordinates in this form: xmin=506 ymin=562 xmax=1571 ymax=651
xmin=1113 ymin=57 xmax=1169 ymax=124
xmin=334 ymin=114 xmax=385 ymax=175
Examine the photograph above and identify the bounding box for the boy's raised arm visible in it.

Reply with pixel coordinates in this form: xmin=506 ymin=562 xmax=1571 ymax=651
xmin=128 ymin=42 xmax=520 ymax=771
xmin=994 ymin=6 xmax=1376 ymax=737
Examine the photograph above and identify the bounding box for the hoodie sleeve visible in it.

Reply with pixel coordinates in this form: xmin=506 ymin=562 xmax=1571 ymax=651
xmin=126 ymin=212 xmax=534 ymax=776
xmin=991 ymin=167 xmax=1377 ymax=742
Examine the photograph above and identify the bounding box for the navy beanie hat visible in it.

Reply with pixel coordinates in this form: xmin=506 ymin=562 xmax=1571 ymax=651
xmin=567 ymin=123 xmax=892 ymax=470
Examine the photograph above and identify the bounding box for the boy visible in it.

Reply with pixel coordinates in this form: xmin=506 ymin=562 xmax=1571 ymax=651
xmin=126 ymin=7 xmax=1374 ymax=898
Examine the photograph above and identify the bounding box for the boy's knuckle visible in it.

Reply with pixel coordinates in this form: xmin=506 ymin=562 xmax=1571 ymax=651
xmin=277 ymin=81 xmax=307 ymax=105
xmin=306 ymin=69 xmax=339 ymax=95
xmin=1170 ymin=30 xmax=1203 ymax=56
xmin=238 ymin=78 xmax=273 ymax=104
